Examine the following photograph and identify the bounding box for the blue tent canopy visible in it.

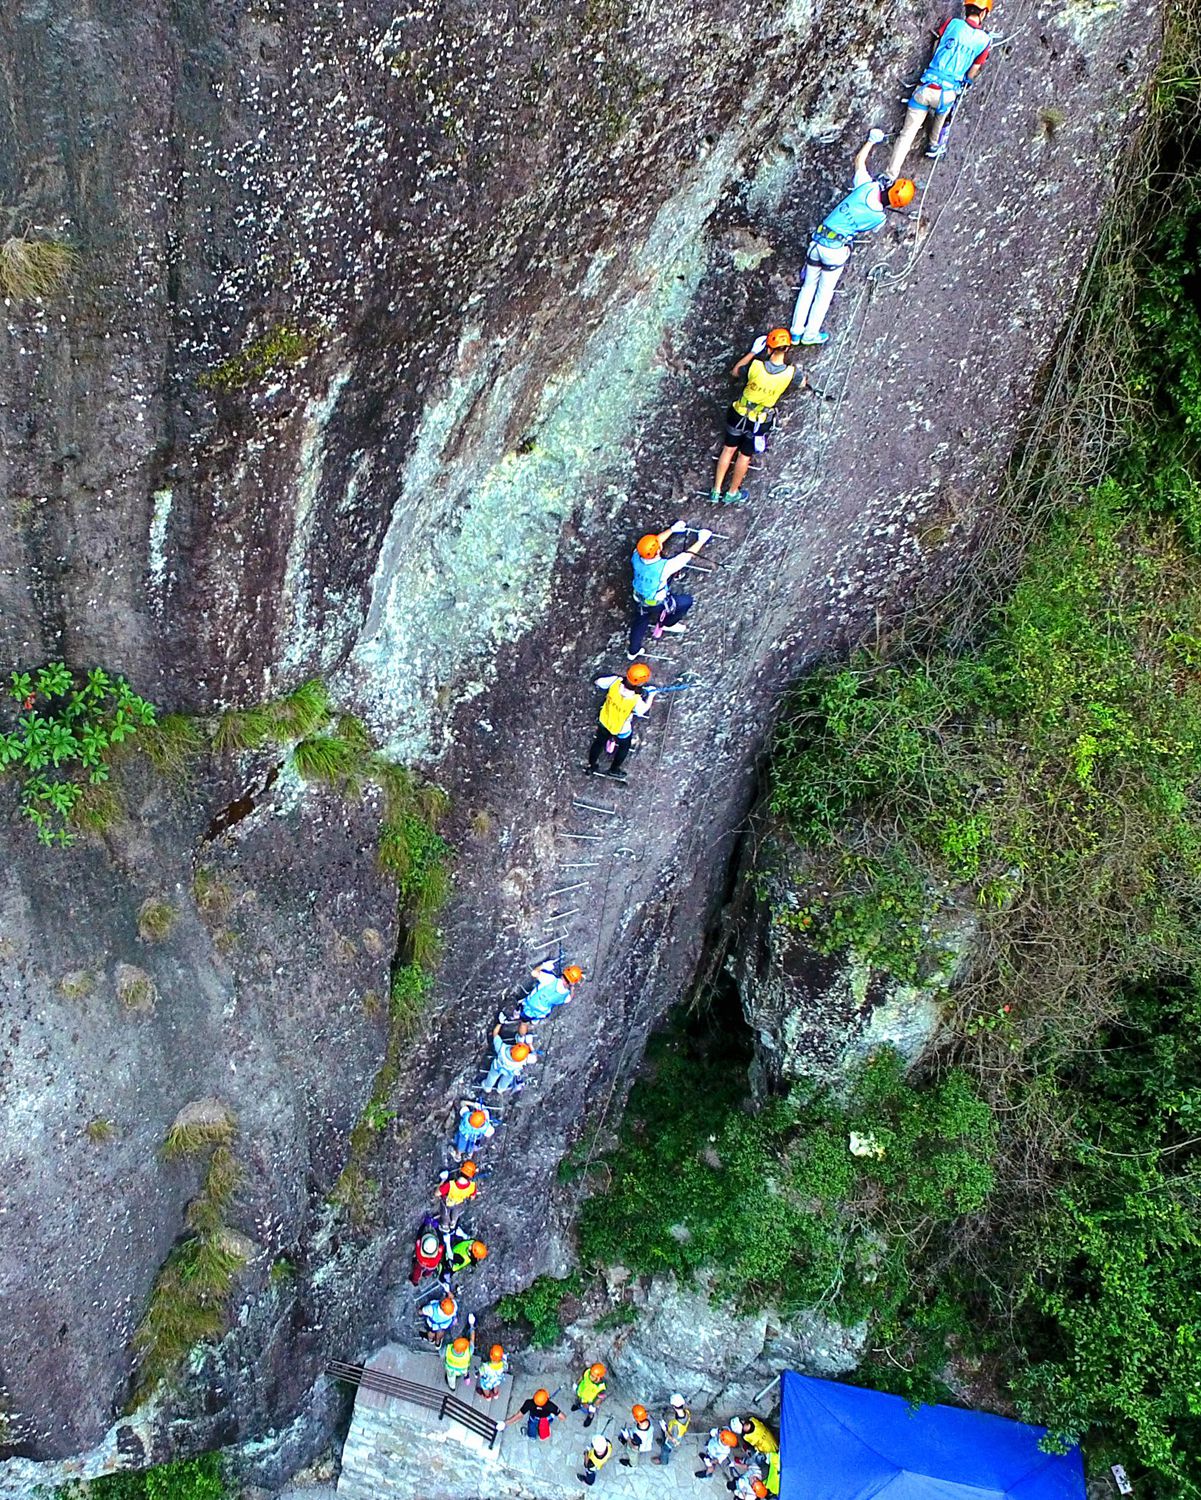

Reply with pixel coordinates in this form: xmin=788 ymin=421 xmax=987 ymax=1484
xmin=778 ymin=1371 xmax=1085 ymax=1500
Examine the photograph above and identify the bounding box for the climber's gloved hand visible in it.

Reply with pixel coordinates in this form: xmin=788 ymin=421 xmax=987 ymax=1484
xmin=671 ymin=518 xmax=687 ymax=534
xmin=697 ymin=529 xmax=713 ymax=545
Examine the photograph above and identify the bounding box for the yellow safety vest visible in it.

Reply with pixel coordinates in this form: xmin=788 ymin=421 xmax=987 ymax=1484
xmin=766 ymin=1452 xmax=780 ymax=1495
xmin=577 ymin=1371 xmax=606 ymax=1404
xmin=665 ymin=1408 xmax=691 ymax=1442
xmin=599 ymin=681 xmax=638 ymax=736
xmin=734 ymin=359 xmax=794 ymax=417
xmin=587 ymin=1442 xmax=613 ymax=1470
xmin=444 ymin=1342 xmax=472 ymax=1375
xmin=743 ymin=1419 xmax=779 ymax=1455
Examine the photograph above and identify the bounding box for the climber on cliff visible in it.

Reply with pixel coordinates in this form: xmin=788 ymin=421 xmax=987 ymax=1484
xmin=579 ymin=1434 xmax=615 ymax=1487
xmin=418 ymin=1289 xmax=458 ymax=1348
xmin=436 ymin=1162 xmax=479 ymax=1234
xmin=619 ymin=1404 xmax=656 ymax=1467
xmin=443 ymin=1314 xmax=475 ymax=1391
xmin=628 ymin=522 xmax=714 ymax=656
xmin=696 ymin=1428 xmax=741 ymax=1480
xmin=452 ymin=1101 xmax=495 ymax=1160
xmin=408 ymin=1228 xmax=445 ymax=1286
xmin=790 ymin=134 xmax=916 ymax=346
xmin=587 ymin=662 xmax=656 ymax=781
xmin=571 ymin=1361 xmax=609 ymax=1427
xmin=448 ymin=1234 xmax=488 ymax=1276
xmin=712 ymin=331 xmax=804 ymax=505
xmin=887 ymin=0 xmax=994 ymax=178
xmin=499 ymin=1387 xmax=563 ymax=1441
xmin=522 ymin=958 xmax=584 ymax=1022
xmin=482 ymin=1036 xmax=538 ymax=1093
xmin=654 ymin=1393 xmax=692 ymax=1465
xmin=477 ymin=1342 xmax=509 ymax=1401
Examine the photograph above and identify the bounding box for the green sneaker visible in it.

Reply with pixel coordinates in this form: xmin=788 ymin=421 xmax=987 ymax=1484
xmin=723 ymin=489 xmax=748 ymax=505
xmin=709 ymin=488 xmax=723 ymax=504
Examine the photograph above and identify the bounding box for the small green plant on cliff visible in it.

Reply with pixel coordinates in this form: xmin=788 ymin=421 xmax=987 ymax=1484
xmin=0 ymin=664 xmax=156 ymax=845
xmin=197 ymin=323 xmax=316 ymax=394
xmin=0 ymin=234 xmax=76 ymax=301
xmin=137 ymin=898 xmax=177 ymax=944
xmin=133 ymin=1139 xmax=245 ymax=1397
xmin=54 ymin=1451 xmax=229 ymax=1500
xmin=495 ymin=1272 xmax=584 ymax=1348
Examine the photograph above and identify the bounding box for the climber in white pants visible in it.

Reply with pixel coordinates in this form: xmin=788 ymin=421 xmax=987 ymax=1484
xmin=790 ymin=131 xmax=915 ymax=346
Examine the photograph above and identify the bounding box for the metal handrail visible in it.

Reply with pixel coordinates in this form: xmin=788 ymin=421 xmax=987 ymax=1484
xmin=327 ymin=1359 xmax=500 ymax=1448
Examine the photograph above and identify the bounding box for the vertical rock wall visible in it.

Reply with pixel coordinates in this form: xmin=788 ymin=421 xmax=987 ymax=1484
xmin=0 ymin=0 xmax=1159 ymax=1485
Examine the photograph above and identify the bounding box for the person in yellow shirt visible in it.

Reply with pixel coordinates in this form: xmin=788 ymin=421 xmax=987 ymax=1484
xmin=737 ymin=1415 xmax=779 ymax=1458
xmin=587 ymin=663 xmax=657 ymax=781
xmin=711 ymin=328 xmax=806 ymax=505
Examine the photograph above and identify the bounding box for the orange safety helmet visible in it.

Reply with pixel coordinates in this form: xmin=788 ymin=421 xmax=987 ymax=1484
xmin=511 ymin=1042 xmax=531 ymax=1062
xmin=439 ymin=1296 xmax=456 ymax=1315
xmin=752 ymin=1483 xmax=768 ymax=1499
xmin=470 ymin=1240 xmax=488 ymax=1261
xmin=965 ymin=0 xmax=993 ymax=10
xmin=636 ymin=534 xmax=662 ymax=559
xmin=468 ymin=1108 xmax=488 ymax=1128
xmin=626 ymin=662 xmax=652 ymax=686
xmin=534 ymin=1388 xmax=550 ymax=1405
xmin=632 ymin=1404 xmax=649 ymax=1422
xmin=563 ymin=965 xmax=584 ymax=985
xmin=452 ymin=1336 xmax=470 ymax=1353
xmin=489 ymin=1344 xmax=505 ymax=1362
xmin=887 ymin=178 xmax=916 ymax=209
xmin=459 ymin=1160 xmax=478 ymax=1179
xmin=589 ymin=1362 xmax=607 ymax=1380
xmin=719 ymin=1429 xmax=739 ymax=1448
xmin=765 ymin=327 xmax=793 ymax=350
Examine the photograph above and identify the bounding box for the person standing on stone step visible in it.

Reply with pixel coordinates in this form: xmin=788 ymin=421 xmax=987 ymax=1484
xmin=653 ymin=1393 xmax=692 ymax=1465
xmin=790 ymin=133 xmax=916 ymax=347
xmin=418 ymin=1289 xmax=458 ymax=1348
xmin=696 ymin=1427 xmax=741 ymax=1479
xmin=737 ymin=1414 xmax=779 ymax=1465
xmin=409 ymin=1228 xmax=445 ymax=1286
xmin=443 ymin=1314 xmax=475 ymax=1390
xmin=522 ymin=958 xmax=584 ymax=1023
xmin=628 ymin=522 xmax=713 ymax=656
xmin=452 ymin=1101 xmax=495 ymax=1160
xmin=587 ymin=662 xmax=656 ymax=781
xmin=482 ymin=1036 xmax=538 ymax=1093
xmin=887 ymin=0 xmax=994 ymax=178
xmin=578 ymin=1434 xmax=614 ymax=1486
xmin=712 ymin=331 xmax=801 ymax=505
xmin=570 ymin=1361 xmax=609 ymax=1427
xmin=619 ymin=1404 xmax=656 ymax=1466
xmin=500 ymin=1387 xmax=562 ymax=1441
xmin=477 ymin=1342 xmax=509 ymax=1401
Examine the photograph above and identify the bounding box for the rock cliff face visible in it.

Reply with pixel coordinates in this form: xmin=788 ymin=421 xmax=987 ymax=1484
xmin=0 ymin=0 xmax=1158 ymax=1487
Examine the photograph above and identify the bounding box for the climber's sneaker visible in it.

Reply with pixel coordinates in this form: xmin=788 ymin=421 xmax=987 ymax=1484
xmin=709 ymin=487 xmax=723 ymax=504
xmin=660 ymin=623 xmax=687 ymax=635
xmin=798 ymin=331 xmax=830 ymax=346
xmin=626 ymin=649 xmax=646 ymax=660
xmin=925 ymin=142 xmax=947 ymax=159
xmin=723 ymin=489 xmax=749 ymax=505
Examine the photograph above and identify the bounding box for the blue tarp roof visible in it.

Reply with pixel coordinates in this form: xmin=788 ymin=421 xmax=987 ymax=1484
xmin=778 ymin=1371 xmax=1085 ymax=1500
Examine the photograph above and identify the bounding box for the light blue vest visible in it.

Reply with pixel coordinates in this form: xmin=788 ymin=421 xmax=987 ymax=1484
xmin=818 ymin=180 xmax=885 ymax=243
xmin=631 ymin=551 xmax=669 ymax=606
xmin=923 ymin=17 xmax=991 ymax=88
xmin=523 ymin=977 xmax=565 ymax=1019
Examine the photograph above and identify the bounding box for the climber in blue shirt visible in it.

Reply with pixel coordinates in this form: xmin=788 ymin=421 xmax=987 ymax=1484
xmin=790 ymin=133 xmax=915 ymax=346
xmin=628 ymin=521 xmax=713 ymax=658
xmin=888 ymin=0 xmax=994 ymax=178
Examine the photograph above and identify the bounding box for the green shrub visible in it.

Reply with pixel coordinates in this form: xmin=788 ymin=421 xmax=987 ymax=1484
xmin=495 ymin=1272 xmax=583 ymax=1347
xmin=0 ymin=664 xmax=156 ymax=845
xmin=56 ymin=1452 xmax=228 ymax=1499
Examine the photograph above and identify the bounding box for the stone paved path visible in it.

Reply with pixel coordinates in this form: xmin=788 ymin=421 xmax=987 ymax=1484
xmin=336 ymin=1343 xmax=755 ymax=1500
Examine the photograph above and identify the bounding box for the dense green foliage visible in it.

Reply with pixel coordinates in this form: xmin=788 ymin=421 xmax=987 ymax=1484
xmin=0 ymin=664 xmax=156 ymax=844
xmin=55 ymin=1452 xmax=228 ymax=1500
xmin=495 ymin=1272 xmax=584 ymax=1347
xmin=580 ymin=1031 xmax=993 ymax=1370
